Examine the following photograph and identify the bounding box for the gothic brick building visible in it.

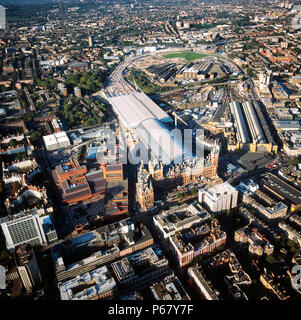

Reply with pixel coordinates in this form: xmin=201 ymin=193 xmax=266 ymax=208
xmin=136 ymin=142 xmax=220 ymax=212
xmin=136 ymin=163 xmax=155 ymax=212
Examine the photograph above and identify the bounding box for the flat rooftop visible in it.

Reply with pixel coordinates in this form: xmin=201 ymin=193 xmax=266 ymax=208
xmin=263 ymin=173 xmax=301 ymax=206
xmin=201 ymin=181 xmax=237 ymax=200
xmin=154 ymin=202 xmax=210 ymax=235
xmin=59 ymin=265 xmax=116 ymax=300
xmin=51 ymin=218 xmax=153 ymax=274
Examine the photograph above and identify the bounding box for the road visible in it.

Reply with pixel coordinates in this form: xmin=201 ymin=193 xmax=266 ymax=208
xmin=104 ymin=53 xmax=148 ymax=96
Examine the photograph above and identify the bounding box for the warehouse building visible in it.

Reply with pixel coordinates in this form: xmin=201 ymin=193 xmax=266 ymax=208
xmin=43 ymin=131 xmax=70 ymax=151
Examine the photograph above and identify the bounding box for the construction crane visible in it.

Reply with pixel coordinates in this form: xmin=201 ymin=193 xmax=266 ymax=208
xmin=172 ymin=111 xmax=188 ymax=128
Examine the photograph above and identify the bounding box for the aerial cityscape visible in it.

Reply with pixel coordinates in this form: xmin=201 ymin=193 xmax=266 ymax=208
xmin=0 ymin=0 xmax=301 ymax=305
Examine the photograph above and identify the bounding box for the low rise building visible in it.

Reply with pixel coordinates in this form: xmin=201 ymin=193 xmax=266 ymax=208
xmin=169 ymin=220 xmax=226 ymax=267
xmin=52 ymin=218 xmax=153 ymax=282
xmin=51 ymin=118 xmax=63 ymax=132
xmin=234 ymin=226 xmax=274 ymax=256
xmin=242 ymin=190 xmax=288 ymax=220
xmin=111 ymin=246 xmax=170 ymax=290
xmin=260 ymin=272 xmax=290 ymax=300
xmin=279 ymin=221 xmax=301 ymax=247
xmin=153 ymin=202 xmax=210 ymax=239
xmin=58 ymin=82 xmax=67 ymax=96
xmin=238 ymin=204 xmax=281 ymax=244
xmin=188 ymin=265 xmax=220 ymax=300
xmin=206 ymin=249 xmax=252 ymax=299
xmin=59 ymin=266 xmax=116 ymax=300
xmin=237 ymin=180 xmax=259 ymax=194
xmin=262 ymin=173 xmax=301 ymax=211
xmin=74 ymin=87 xmax=82 ymax=98
xmin=150 ymin=274 xmax=190 ymax=300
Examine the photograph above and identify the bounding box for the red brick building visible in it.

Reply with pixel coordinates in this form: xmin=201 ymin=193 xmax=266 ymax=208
xmin=52 ymin=158 xmax=128 ymax=221
xmin=52 ymin=158 xmax=106 ymax=205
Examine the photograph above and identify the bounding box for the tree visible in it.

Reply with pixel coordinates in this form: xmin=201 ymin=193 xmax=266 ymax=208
xmin=266 ymin=255 xmax=277 ymax=264
xmin=64 ymin=69 xmax=106 ymax=95
xmin=209 ymin=214 xmax=217 ymax=221
xmin=247 ymin=69 xmax=257 ymax=79
xmin=289 ymin=158 xmax=299 ymax=166
xmin=30 ymin=130 xmax=41 ymax=140
xmin=8 ymin=139 xmax=18 ymax=147
xmin=235 ymin=217 xmax=242 ymax=227
xmin=16 ymin=153 xmax=27 ymax=161
xmin=286 ymin=240 xmax=298 ymax=254
xmin=36 ymin=78 xmax=57 ymax=90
